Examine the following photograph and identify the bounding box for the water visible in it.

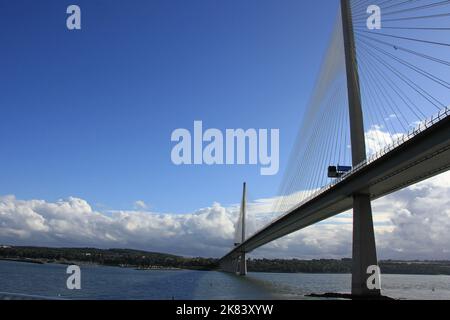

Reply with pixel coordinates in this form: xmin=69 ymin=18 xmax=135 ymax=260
xmin=1 ymin=260 xmax=449 ymax=300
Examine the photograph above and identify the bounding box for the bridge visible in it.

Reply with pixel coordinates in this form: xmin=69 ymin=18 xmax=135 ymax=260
xmin=219 ymin=0 xmax=450 ymax=297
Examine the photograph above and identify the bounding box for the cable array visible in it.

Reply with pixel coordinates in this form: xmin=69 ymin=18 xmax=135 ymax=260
xmin=248 ymin=0 xmax=449 ymax=239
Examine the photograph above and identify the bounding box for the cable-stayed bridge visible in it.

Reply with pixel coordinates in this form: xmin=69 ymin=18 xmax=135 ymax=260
xmin=219 ymin=0 xmax=450 ymax=297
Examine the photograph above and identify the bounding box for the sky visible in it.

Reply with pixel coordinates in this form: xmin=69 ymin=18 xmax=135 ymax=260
xmin=1 ymin=0 xmax=449 ymax=260
xmin=0 ymin=0 xmax=339 ymax=213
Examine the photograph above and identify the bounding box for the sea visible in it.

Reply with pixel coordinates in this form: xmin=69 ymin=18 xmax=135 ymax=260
xmin=0 ymin=260 xmax=449 ymax=300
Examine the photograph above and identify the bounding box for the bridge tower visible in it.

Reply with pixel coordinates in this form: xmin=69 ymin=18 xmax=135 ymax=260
xmin=341 ymin=0 xmax=381 ymax=296
xmin=238 ymin=182 xmax=247 ymax=276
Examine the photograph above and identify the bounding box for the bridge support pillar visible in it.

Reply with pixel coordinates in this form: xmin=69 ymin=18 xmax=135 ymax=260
xmin=341 ymin=0 xmax=381 ymax=297
xmin=239 ymin=253 xmax=247 ymax=276
xmin=351 ymin=194 xmax=380 ymax=296
xmin=238 ymin=182 xmax=247 ymax=276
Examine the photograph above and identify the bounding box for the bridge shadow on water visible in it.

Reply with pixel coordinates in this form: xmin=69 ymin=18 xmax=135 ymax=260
xmin=189 ymin=271 xmax=351 ymax=300
xmin=190 ymin=271 xmax=285 ymax=300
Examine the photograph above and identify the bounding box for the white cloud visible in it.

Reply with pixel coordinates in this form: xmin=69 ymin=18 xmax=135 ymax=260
xmin=1 ymin=171 xmax=450 ymax=259
xmin=133 ymin=200 xmax=148 ymax=210
xmin=365 ymin=125 xmax=404 ymax=156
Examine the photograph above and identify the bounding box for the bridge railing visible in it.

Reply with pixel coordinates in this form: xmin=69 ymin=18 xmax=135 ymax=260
xmin=250 ymin=106 xmax=450 ymax=238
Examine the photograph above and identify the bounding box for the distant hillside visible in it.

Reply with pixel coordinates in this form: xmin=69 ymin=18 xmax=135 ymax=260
xmin=248 ymin=258 xmax=450 ymax=275
xmin=2 ymin=246 xmax=450 ymax=275
xmin=0 ymin=246 xmax=218 ymax=270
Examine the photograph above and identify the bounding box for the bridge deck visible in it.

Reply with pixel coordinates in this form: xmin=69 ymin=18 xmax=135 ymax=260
xmin=221 ymin=109 xmax=450 ymax=261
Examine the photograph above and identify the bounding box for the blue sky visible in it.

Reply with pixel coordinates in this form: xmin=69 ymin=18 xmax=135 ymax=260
xmin=0 ymin=0 xmax=339 ymax=213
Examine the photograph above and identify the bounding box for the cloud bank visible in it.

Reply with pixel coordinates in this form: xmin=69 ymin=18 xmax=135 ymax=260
xmin=1 ymin=172 xmax=450 ymax=259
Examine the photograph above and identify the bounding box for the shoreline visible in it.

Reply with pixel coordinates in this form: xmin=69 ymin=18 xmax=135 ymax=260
xmin=0 ymin=258 xmax=191 ymax=271
xmin=2 ymin=258 xmax=450 ymax=277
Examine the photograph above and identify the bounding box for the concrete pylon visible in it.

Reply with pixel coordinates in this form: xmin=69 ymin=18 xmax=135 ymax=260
xmin=239 ymin=182 xmax=247 ymax=276
xmin=351 ymin=194 xmax=380 ymax=296
xmin=341 ymin=0 xmax=381 ymax=297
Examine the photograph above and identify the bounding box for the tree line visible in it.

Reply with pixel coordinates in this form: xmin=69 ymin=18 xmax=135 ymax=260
xmin=2 ymin=246 xmax=450 ymax=275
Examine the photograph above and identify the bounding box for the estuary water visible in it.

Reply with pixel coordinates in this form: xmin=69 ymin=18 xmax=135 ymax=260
xmin=0 ymin=260 xmax=449 ymax=300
